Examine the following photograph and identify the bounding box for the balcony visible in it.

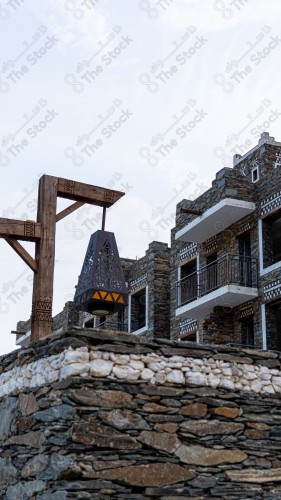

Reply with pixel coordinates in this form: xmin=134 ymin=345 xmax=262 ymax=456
xmin=176 ymin=198 xmax=256 ymax=243
xmin=176 ymin=254 xmax=258 ymax=320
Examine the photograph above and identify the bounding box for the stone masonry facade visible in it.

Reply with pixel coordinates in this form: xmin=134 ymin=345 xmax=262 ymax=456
xmin=16 ymin=132 xmax=281 ymax=352
xmin=171 ymin=132 xmax=281 ymax=349
xmin=2 ymin=329 xmax=281 ymax=498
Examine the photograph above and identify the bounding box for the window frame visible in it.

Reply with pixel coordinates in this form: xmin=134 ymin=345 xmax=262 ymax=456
xmin=128 ymin=285 xmax=148 ymax=335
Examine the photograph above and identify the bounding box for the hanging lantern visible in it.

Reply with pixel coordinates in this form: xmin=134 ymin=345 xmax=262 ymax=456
xmin=74 ymin=227 xmax=128 ymax=316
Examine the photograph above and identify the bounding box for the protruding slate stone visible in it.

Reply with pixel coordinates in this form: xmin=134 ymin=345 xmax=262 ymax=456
xmin=68 ymin=389 xmax=136 ymax=408
xmin=99 ymin=409 xmax=149 ymax=430
xmin=0 ymin=397 xmax=18 ymax=440
xmin=137 ymin=431 xmax=181 ymax=454
xmin=90 ymin=463 xmax=195 ymax=486
xmin=34 ymin=404 xmax=75 ymax=422
xmin=180 ymin=419 xmax=244 ymax=436
xmin=5 ymin=431 xmax=45 ymax=449
xmin=214 ymin=407 xmax=240 ymax=419
xmin=143 ymin=403 xmax=173 ymax=413
xmin=226 ymin=468 xmax=281 ymax=483
xmin=21 ymin=454 xmax=49 ymax=479
xmin=72 ymin=422 xmax=141 ymax=450
xmin=180 ymin=403 xmax=207 ymax=417
xmin=19 ymin=393 xmax=38 ymax=416
xmin=175 ymin=445 xmax=247 ymax=465
xmin=0 ymin=458 xmax=17 ymax=487
xmin=154 ymin=423 xmax=179 ymax=433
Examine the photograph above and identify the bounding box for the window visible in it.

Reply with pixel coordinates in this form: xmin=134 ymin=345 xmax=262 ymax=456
xmin=180 ymin=330 xmax=197 ymax=342
xmin=238 ymin=233 xmax=252 ymax=286
xmin=251 ymin=166 xmax=259 ymax=183
xmin=206 ymin=252 xmax=217 ymax=292
xmin=267 ymin=302 xmax=281 ymax=351
xmin=262 ymin=212 xmax=281 ymax=269
xmin=129 ymin=287 xmax=147 ymax=333
xmin=179 ymin=259 xmax=197 ymax=304
xmin=241 ymin=316 xmax=255 ymax=347
xmin=84 ymin=315 xmax=96 ymax=328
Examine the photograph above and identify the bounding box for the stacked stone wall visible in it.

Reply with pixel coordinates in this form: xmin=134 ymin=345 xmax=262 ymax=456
xmin=1 ymin=329 xmax=281 ymax=499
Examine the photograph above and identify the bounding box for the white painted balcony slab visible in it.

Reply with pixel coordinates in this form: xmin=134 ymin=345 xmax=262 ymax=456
xmin=176 ymin=198 xmax=256 ymax=243
xmin=176 ymin=285 xmax=258 ymax=321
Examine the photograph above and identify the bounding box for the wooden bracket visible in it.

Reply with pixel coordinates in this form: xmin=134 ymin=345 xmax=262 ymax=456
xmin=56 ymin=201 xmax=85 ymax=222
xmin=5 ymin=238 xmax=37 ymax=273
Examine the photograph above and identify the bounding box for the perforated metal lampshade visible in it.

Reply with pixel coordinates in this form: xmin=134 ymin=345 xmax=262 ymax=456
xmin=74 ymin=230 xmax=128 ymax=316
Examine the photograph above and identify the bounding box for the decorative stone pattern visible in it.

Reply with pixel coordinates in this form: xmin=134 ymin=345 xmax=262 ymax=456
xmin=129 ymin=274 xmax=147 ymax=293
xmin=263 ymin=279 xmax=281 ymax=302
xmin=204 ymin=235 xmax=218 ymax=254
xmin=179 ymin=318 xmax=197 ymax=337
xmin=178 ymin=243 xmax=197 ymax=263
xmin=261 ymin=190 xmax=281 ymax=216
xmin=1 ymin=330 xmax=281 ymax=498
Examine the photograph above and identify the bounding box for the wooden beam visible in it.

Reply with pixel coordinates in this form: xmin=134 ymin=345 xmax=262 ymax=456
xmin=56 ymin=201 xmax=85 ymax=222
xmin=0 ymin=218 xmax=41 ymax=241
xmin=31 ymin=176 xmax=58 ymax=341
xmin=180 ymin=208 xmax=202 ymax=216
xmin=5 ymin=238 xmax=37 ymax=272
xmin=57 ymin=176 xmax=125 ymax=207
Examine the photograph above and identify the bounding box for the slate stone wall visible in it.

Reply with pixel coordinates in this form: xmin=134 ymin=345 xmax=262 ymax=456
xmin=1 ymin=330 xmax=281 ymax=499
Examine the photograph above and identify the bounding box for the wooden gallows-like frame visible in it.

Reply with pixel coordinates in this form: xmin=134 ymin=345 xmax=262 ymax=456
xmin=0 ymin=175 xmax=124 ymax=341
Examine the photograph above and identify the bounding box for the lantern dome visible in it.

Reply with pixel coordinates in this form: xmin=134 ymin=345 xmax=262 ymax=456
xmin=74 ymin=230 xmax=128 ymax=316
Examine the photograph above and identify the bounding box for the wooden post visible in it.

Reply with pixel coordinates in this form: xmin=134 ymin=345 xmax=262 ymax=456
xmin=0 ymin=175 xmax=125 ymax=343
xmin=31 ymin=176 xmax=58 ymax=341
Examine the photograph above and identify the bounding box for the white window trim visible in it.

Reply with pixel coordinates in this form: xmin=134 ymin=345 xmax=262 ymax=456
xmin=178 ymin=257 xmax=200 ymax=344
xmin=83 ymin=314 xmax=97 ymax=328
xmin=259 ymin=218 xmax=281 ymax=276
xmin=128 ymin=285 xmax=148 ymax=335
xmin=261 ymin=303 xmax=267 ymax=350
xmin=251 ymin=166 xmax=259 ymax=183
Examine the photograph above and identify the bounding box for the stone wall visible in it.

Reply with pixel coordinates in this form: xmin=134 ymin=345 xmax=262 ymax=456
xmin=1 ymin=329 xmax=281 ymax=499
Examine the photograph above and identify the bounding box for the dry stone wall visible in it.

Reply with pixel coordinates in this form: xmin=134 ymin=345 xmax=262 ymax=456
xmin=1 ymin=329 xmax=281 ymax=499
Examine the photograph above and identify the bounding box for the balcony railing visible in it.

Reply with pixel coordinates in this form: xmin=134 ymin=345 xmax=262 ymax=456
xmin=177 ymin=254 xmax=258 ymax=307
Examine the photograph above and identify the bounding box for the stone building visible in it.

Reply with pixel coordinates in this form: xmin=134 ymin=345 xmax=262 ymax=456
xmin=172 ymin=132 xmax=281 ymax=350
xmin=15 ymin=132 xmax=281 ymax=351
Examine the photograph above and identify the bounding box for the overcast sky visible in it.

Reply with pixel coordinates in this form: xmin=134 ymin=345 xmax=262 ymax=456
xmin=0 ymin=0 xmax=281 ymax=355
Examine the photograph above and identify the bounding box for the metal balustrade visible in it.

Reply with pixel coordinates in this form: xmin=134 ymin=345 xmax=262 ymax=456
xmin=177 ymin=254 xmax=258 ymax=307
